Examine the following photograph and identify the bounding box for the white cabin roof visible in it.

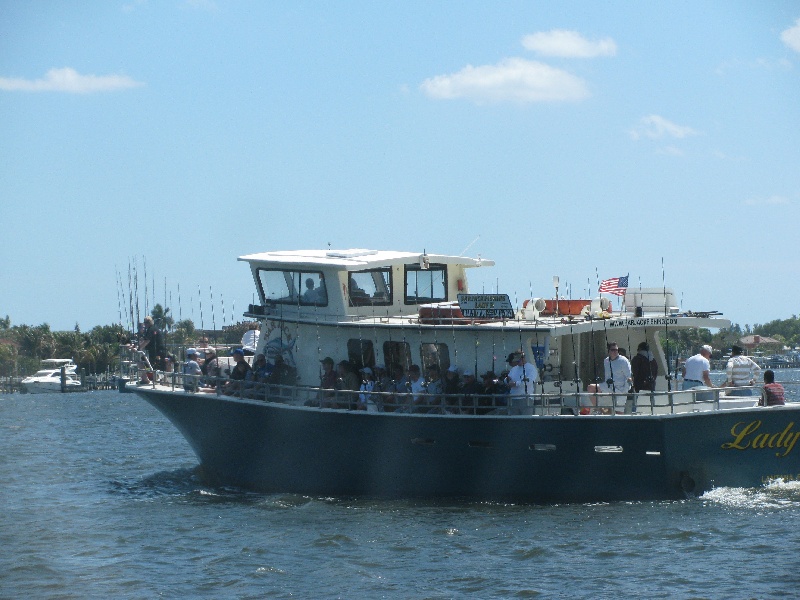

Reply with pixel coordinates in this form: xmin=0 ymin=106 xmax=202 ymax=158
xmin=238 ymin=249 xmax=494 ymax=270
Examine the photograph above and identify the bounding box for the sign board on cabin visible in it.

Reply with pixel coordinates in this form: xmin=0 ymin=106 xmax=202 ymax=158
xmin=457 ymin=294 xmax=515 ymax=319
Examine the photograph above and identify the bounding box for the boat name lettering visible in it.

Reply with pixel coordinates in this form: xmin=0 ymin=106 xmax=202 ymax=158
xmin=457 ymin=294 xmax=515 ymax=319
xmin=609 ymin=318 xmax=678 ymax=328
xmin=721 ymin=420 xmax=800 ymax=457
xmin=458 ymin=294 xmax=508 ymax=303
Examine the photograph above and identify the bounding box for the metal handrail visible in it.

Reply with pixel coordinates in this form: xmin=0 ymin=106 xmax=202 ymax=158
xmin=138 ymin=368 xmax=775 ymax=416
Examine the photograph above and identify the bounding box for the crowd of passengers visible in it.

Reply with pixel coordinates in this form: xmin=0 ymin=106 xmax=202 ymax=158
xmin=175 ymin=343 xmax=536 ymax=412
xmin=304 ymin=352 xmax=533 ymax=414
xmin=177 ymin=343 xmax=297 ymax=397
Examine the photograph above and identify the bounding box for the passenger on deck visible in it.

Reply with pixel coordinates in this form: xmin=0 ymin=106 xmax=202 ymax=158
xmin=478 ymin=371 xmax=507 ymax=414
xmin=196 ymin=337 xmax=210 ymax=363
xmin=372 ymin=365 xmax=389 ymax=411
xmin=182 ymin=348 xmax=202 ymax=392
xmin=681 ymin=344 xmax=714 ymax=400
xmin=460 ymin=370 xmax=480 ymax=414
xmin=406 ymin=364 xmax=426 ymax=412
xmin=424 ymin=365 xmax=444 ymax=413
xmin=159 ymin=354 xmax=174 ymax=384
xmin=269 ymin=355 xmax=296 ymax=386
xmin=760 ymin=370 xmax=785 ymax=406
xmin=335 ymin=360 xmax=360 ymax=408
xmin=202 ymin=348 xmax=221 ymax=386
xmin=725 ymin=345 xmax=761 ymax=397
xmin=631 ymin=341 xmax=659 ymax=393
xmin=586 ymin=342 xmax=632 ymax=413
xmin=251 ymin=353 xmax=271 ymax=381
xmin=357 ymin=367 xmax=377 ymax=411
xmin=506 ymin=351 xmax=538 ymax=415
xmin=443 ymin=365 xmax=460 ymax=410
xmin=385 ymin=363 xmax=408 ymax=412
xmin=307 ymin=356 xmax=335 ymax=407
xmin=222 ymin=348 xmax=251 ymax=395
xmin=139 ymin=316 xmax=164 ymax=368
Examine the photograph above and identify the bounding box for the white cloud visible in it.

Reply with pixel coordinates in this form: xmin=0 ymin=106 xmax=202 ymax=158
xmin=629 ymin=115 xmax=699 ymax=140
xmin=0 ymin=67 xmax=143 ymax=94
xmin=781 ymin=18 xmax=800 ymax=53
xmin=420 ymin=58 xmax=589 ymax=104
xmin=522 ymin=29 xmax=617 ymax=58
xmin=743 ymin=195 xmax=791 ymax=206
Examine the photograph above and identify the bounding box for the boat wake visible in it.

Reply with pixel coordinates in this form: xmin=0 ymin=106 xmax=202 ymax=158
xmin=700 ymin=479 xmax=800 ymax=509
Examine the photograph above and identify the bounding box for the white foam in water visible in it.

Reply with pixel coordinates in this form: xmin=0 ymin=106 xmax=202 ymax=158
xmin=702 ymin=479 xmax=800 ymax=509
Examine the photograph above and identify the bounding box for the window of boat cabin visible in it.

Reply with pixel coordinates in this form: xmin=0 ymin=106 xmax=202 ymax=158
xmin=404 ymin=264 xmax=447 ymax=305
xmin=256 ymin=269 xmax=328 ymax=306
xmin=420 ymin=343 xmax=450 ymax=372
xmin=383 ymin=341 xmax=412 ymax=373
xmin=348 ymin=268 xmax=392 ymax=307
xmin=347 ymin=339 xmax=375 ymax=370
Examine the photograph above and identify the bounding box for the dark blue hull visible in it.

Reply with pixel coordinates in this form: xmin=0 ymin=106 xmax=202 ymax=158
xmin=135 ymin=388 xmax=800 ymax=503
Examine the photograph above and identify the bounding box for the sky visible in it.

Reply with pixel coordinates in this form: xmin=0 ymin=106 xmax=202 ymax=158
xmin=1 ymin=1 xmax=799 ymax=333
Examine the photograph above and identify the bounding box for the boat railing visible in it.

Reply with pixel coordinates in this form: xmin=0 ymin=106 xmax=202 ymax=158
xmin=141 ymin=369 xmax=766 ymax=415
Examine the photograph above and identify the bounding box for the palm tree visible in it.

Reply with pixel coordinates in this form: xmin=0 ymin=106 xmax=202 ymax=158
xmin=151 ymin=304 xmax=174 ymax=332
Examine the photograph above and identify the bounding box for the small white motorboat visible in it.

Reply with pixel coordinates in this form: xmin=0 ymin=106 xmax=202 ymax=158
xmin=20 ymin=359 xmax=82 ymax=394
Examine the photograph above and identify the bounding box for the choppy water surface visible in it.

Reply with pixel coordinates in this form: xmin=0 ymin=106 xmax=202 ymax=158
xmin=3 ymin=379 xmax=800 ymax=599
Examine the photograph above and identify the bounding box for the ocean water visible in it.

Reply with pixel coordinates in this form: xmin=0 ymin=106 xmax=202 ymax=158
xmin=3 ymin=376 xmax=800 ymax=599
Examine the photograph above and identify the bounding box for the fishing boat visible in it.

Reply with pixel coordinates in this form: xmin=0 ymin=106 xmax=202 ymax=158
xmin=132 ymin=249 xmax=799 ymax=503
xmin=20 ymin=359 xmax=82 ymax=393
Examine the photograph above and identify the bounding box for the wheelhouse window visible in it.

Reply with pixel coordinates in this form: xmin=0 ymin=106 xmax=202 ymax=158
xmin=256 ymin=269 xmax=328 ymax=306
xmin=347 ymin=339 xmax=375 ymax=370
xmin=404 ymin=264 xmax=447 ymax=305
xmin=421 ymin=343 xmax=450 ymax=372
xmin=348 ymin=268 xmax=392 ymax=307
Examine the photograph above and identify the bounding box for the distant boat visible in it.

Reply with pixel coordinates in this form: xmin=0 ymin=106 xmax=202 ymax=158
xmin=20 ymin=359 xmax=81 ymax=394
xmin=131 ymin=248 xmax=797 ymax=503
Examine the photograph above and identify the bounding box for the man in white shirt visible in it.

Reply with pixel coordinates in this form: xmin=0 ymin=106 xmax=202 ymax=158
xmin=506 ymin=351 xmax=538 ymax=415
xmin=586 ymin=342 xmax=632 ymax=413
xmin=682 ymin=345 xmax=714 ymax=389
xmin=682 ymin=344 xmax=715 ymax=401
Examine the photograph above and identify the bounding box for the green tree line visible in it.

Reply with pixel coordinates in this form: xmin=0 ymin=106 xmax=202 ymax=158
xmin=0 ymin=304 xmax=255 ymax=377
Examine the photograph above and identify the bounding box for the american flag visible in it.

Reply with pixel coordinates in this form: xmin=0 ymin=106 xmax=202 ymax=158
xmin=599 ymin=275 xmax=629 ymax=296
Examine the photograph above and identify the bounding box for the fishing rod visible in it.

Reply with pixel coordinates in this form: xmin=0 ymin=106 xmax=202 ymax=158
xmin=662 ymin=258 xmax=673 ymax=392
xmin=566 ymin=281 xmax=580 ymax=411
xmin=587 ymin=277 xmax=599 ymax=391
xmin=514 ymin=291 xmax=529 ymax=396
xmin=143 ymin=257 xmax=149 ymax=318
xmin=127 ymin=261 xmax=134 ymax=339
xmin=115 ymin=267 xmax=124 ymax=328
xmin=133 ymin=258 xmax=140 ymax=332
xmin=198 ymin=285 xmax=204 ymax=334
xmin=210 ymin=285 xmax=216 ymax=345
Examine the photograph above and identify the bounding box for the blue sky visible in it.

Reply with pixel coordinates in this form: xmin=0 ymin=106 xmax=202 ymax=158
xmin=1 ymin=1 xmax=799 ymax=332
